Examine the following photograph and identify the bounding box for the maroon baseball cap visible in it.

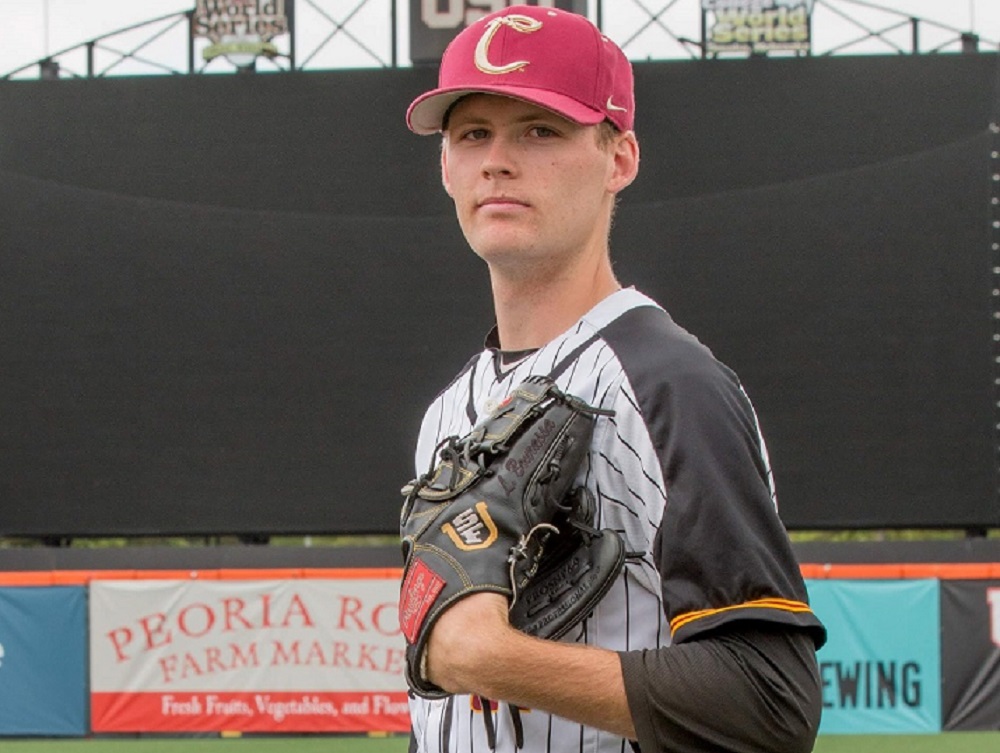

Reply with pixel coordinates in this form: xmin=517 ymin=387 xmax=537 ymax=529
xmin=406 ymin=5 xmax=634 ymax=135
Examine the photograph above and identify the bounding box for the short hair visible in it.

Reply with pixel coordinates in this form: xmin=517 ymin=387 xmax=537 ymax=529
xmin=595 ymin=120 xmax=619 ymax=149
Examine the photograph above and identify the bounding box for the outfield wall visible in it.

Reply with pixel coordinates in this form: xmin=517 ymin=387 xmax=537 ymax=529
xmin=0 ymin=564 xmax=998 ymax=736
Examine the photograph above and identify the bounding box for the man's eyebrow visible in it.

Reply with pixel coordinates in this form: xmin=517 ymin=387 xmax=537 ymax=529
xmin=447 ymin=113 xmax=489 ymax=126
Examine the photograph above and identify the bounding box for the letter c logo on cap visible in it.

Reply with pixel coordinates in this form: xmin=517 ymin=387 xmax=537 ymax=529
xmin=474 ymin=15 xmax=543 ymax=75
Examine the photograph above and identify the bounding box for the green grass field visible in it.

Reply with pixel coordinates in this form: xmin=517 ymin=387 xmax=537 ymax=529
xmin=0 ymin=737 xmax=408 ymax=753
xmin=813 ymin=733 xmax=1000 ymax=752
xmin=1 ymin=734 xmax=1000 ymax=752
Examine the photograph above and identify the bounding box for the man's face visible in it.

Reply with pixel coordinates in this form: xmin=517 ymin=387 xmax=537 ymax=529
xmin=440 ymin=94 xmax=632 ymax=277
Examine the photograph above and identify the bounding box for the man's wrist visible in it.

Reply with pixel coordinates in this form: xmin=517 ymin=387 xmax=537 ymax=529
xmin=426 ymin=592 xmax=512 ymax=694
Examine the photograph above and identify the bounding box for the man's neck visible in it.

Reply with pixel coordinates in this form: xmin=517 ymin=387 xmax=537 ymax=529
xmin=489 ymin=257 xmax=621 ymax=351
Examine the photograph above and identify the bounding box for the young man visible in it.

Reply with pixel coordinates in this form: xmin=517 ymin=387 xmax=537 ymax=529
xmin=403 ymin=6 xmax=826 ymax=752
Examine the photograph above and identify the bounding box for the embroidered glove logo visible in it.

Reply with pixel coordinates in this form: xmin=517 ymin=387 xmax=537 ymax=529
xmin=474 ymin=14 xmax=543 ymax=75
xmin=442 ymin=501 xmax=499 ymax=550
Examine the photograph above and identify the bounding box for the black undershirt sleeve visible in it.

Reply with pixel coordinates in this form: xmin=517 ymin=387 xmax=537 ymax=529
xmin=619 ymin=622 xmax=822 ymax=753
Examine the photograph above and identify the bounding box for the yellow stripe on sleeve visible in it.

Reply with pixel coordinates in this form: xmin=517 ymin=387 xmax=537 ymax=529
xmin=670 ymin=598 xmax=815 ymax=634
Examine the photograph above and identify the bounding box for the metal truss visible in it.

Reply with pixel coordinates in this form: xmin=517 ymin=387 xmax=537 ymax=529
xmin=3 ymin=0 xmax=997 ymax=81
xmin=1 ymin=0 xmax=398 ymax=80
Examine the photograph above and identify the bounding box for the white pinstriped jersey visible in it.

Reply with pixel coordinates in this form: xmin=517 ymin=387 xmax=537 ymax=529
xmin=408 ymin=288 xmax=821 ymax=753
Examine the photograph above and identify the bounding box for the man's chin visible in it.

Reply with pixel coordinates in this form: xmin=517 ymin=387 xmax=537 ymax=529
xmin=470 ymin=244 xmax=542 ymax=269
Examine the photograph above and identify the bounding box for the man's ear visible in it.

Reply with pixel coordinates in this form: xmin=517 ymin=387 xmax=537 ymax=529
xmin=440 ymin=140 xmax=454 ymax=198
xmin=608 ymin=131 xmax=640 ymax=194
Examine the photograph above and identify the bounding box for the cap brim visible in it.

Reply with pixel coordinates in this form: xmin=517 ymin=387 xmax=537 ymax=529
xmin=406 ymin=85 xmax=606 ymax=135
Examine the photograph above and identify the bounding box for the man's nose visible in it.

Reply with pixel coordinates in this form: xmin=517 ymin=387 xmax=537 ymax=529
xmin=480 ymin=137 xmax=517 ymax=178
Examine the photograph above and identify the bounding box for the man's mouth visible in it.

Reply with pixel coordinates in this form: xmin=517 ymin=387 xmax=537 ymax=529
xmin=478 ymin=196 xmax=529 ymax=209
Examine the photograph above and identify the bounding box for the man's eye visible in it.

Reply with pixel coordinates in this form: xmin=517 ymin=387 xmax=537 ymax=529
xmin=461 ymin=128 xmax=489 ymax=141
xmin=529 ymin=125 xmax=558 ymax=138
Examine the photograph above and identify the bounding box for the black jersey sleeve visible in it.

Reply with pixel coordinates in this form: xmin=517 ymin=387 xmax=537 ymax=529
xmin=619 ymin=622 xmax=822 ymax=753
xmin=601 ymin=305 xmax=826 ymax=646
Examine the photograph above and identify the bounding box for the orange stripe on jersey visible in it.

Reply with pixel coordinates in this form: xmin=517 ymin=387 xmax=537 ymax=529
xmin=670 ymin=598 xmax=814 ymax=634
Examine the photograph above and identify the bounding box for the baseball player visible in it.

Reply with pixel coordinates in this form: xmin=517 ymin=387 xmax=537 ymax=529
xmin=402 ymin=6 xmax=827 ymax=753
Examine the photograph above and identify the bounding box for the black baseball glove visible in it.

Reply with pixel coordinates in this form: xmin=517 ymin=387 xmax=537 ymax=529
xmin=398 ymin=375 xmax=612 ymax=698
xmin=507 ymin=486 xmax=625 ymax=640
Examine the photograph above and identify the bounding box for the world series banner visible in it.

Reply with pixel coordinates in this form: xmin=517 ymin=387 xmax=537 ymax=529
xmin=702 ymin=0 xmax=812 ymax=56
xmin=940 ymin=580 xmax=1000 ymax=730
xmin=192 ymin=0 xmax=291 ymax=68
xmin=806 ymin=579 xmax=941 ymax=734
xmin=90 ymin=578 xmax=408 ymax=733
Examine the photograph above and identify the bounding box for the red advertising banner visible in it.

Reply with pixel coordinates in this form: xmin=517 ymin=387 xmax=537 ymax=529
xmin=89 ymin=577 xmax=408 ymax=733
